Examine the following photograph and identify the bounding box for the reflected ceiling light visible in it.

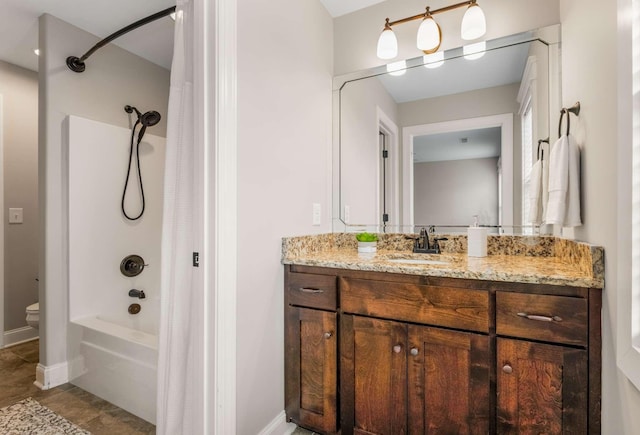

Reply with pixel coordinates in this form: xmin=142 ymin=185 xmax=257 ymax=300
xmin=423 ymin=52 xmax=444 ymax=69
xmin=461 ymin=1 xmax=487 ymax=40
xmin=386 ymin=60 xmax=407 ymax=76
xmin=33 ymin=48 xmax=40 ymax=56
xmin=463 ymin=41 xmax=486 ymax=60
xmin=376 ymin=1 xmax=487 ymax=60
xmin=377 ymin=19 xmax=398 ymax=60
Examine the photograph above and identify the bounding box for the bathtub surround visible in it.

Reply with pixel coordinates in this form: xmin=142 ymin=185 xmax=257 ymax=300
xmin=65 ymin=115 xmax=164 ymax=423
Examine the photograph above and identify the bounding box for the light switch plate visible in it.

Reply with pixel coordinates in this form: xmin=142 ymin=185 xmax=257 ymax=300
xmin=312 ymin=203 xmax=321 ymax=226
xmin=9 ymin=208 xmax=23 ymax=224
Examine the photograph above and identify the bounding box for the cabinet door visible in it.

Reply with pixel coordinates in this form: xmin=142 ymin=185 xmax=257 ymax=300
xmin=341 ymin=315 xmax=407 ymax=435
xmin=285 ymin=307 xmax=338 ymax=433
xmin=407 ymin=325 xmax=490 ymax=435
xmin=497 ymin=338 xmax=588 ymax=434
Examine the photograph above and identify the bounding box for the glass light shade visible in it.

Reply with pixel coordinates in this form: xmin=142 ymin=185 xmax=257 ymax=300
xmin=423 ymin=52 xmax=444 ymax=69
xmin=461 ymin=4 xmax=486 ymax=40
xmin=386 ymin=60 xmax=407 ymax=76
xmin=416 ymin=16 xmax=440 ymax=52
xmin=377 ymin=27 xmax=398 ymax=60
xmin=463 ymin=41 xmax=486 ymax=60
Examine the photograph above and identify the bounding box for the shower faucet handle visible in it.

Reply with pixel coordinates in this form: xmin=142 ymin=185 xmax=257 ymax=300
xmin=128 ymin=289 xmax=146 ymax=299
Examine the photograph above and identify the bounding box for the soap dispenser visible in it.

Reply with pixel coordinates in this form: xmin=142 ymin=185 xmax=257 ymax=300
xmin=467 ymin=215 xmax=488 ymax=257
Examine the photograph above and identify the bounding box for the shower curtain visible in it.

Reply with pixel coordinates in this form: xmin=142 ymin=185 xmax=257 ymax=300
xmin=156 ymin=1 xmax=204 ymax=433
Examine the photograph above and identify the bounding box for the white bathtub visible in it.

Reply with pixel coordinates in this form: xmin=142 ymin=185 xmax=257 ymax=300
xmin=68 ymin=316 xmax=158 ymax=424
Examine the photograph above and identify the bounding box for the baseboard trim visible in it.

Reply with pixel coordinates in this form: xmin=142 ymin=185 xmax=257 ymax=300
xmin=34 ymin=361 xmax=69 ymax=390
xmin=2 ymin=326 xmax=38 ymax=348
xmin=257 ymin=411 xmax=296 ymax=435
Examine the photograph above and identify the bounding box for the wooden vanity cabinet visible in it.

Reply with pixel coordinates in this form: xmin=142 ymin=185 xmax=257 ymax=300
xmin=285 ymin=271 xmax=339 ymax=434
xmin=284 ymin=265 xmax=601 ymax=435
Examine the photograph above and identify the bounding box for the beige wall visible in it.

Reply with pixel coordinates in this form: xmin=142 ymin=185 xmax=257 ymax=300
xmin=560 ymin=0 xmax=640 ymax=433
xmin=333 ymin=0 xmax=561 ymax=75
xmin=39 ymin=14 xmax=170 ymax=371
xmin=236 ymin=0 xmax=333 ymax=433
xmin=414 ymin=157 xmax=499 ymax=226
xmin=399 ymin=84 xmax=522 ymax=224
xmin=0 ymin=61 xmax=39 ymax=332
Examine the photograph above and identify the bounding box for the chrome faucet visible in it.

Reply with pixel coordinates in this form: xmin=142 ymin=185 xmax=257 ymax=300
xmin=128 ymin=289 xmax=146 ymax=299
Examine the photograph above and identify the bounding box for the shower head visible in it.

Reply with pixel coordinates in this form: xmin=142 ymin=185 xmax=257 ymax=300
xmin=124 ymin=105 xmax=161 ymax=127
xmin=140 ymin=111 xmax=161 ymax=127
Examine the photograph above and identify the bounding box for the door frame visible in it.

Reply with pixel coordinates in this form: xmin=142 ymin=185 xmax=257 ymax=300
xmin=377 ymin=107 xmax=399 ymax=230
xmin=0 ymin=94 xmax=4 ymax=347
xmin=402 ymin=113 xmax=514 ymax=229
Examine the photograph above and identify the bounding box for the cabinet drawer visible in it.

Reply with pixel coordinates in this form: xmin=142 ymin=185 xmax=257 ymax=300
xmin=287 ymin=273 xmax=337 ymax=310
xmin=340 ymin=278 xmax=489 ymax=333
xmin=496 ymin=292 xmax=588 ymax=346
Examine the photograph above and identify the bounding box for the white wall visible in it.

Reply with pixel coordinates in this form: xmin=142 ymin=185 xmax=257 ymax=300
xmin=333 ymin=0 xmax=561 ymax=75
xmin=341 ymin=76 xmax=398 ymax=225
xmin=39 ymin=14 xmax=169 ymax=380
xmin=236 ymin=0 xmax=333 ymax=433
xmin=67 ymin=116 xmax=164 ymax=334
xmin=0 ymin=61 xmax=39 ymax=332
xmin=414 ymin=157 xmax=499 ymax=226
xmin=560 ymin=1 xmax=640 ymax=433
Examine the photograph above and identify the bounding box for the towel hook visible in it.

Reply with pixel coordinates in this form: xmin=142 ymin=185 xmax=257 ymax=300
xmin=558 ymin=101 xmax=581 ymax=137
xmin=537 ymin=138 xmax=549 ymax=161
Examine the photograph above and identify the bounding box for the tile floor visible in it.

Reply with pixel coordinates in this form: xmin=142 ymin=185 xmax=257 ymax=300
xmin=0 ymin=339 xmax=155 ymax=434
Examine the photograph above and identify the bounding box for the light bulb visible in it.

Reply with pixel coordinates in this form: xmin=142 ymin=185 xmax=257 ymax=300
xmin=463 ymin=41 xmax=486 ymax=60
xmin=423 ymin=52 xmax=444 ymax=69
xmin=377 ymin=22 xmax=398 ymax=60
xmin=386 ymin=60 xmax=407 ymax=76
xmin=416 ymin=15 xmax=441 ymax=53
xmin=461 ymin=3 xmax=486 ymax=40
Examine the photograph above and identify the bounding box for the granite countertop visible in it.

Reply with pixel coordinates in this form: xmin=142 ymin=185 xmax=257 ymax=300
xmin=282 ymin=233 xmax=604 ymax=289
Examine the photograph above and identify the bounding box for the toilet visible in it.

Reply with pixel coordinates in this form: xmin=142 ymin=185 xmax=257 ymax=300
xmin=25 ymin=302 xmax=39 ymax=329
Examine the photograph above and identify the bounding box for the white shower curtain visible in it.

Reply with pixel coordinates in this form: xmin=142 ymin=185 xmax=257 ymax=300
xmin=156 ymin=1 xmax=204 ymax=433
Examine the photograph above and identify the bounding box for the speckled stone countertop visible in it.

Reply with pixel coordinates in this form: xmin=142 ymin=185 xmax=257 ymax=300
xmin=282 ymin=233 xmax=604 ymax=289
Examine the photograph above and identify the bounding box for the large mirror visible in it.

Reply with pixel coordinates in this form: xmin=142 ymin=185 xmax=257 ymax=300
xmin=335 ymin=28 xmax=559 ymax=233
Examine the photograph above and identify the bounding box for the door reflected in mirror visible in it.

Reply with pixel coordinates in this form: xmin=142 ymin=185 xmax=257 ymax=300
xmin=337 ymin=31 xmax=554 ymax=233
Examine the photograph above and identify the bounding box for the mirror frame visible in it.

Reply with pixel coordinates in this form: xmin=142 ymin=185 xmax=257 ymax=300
xmin=332 ymin=25 xmax=562 ymax=233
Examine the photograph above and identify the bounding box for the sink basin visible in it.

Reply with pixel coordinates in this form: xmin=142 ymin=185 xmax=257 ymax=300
xmin=386 ymin=258 xmax=450 ymax=266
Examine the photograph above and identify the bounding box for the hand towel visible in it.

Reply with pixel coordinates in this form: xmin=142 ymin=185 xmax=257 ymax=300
xmin=528 ymin=158 xmax=543 ymax=224
xmin=545 ymin=135 xmax=581 ymax=226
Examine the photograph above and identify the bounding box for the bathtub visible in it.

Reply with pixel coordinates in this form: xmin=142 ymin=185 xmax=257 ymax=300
xmin=67 ymin=316 xmax=158 ymax=424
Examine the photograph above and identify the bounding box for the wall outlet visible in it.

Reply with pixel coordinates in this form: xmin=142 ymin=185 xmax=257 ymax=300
xmin=9 ymin=208 xmax=23 ymax=224
xmin=312 ymin=203 xmax=321 ymax=226
xmin=344 ymin=205 xmax=350 ymax=224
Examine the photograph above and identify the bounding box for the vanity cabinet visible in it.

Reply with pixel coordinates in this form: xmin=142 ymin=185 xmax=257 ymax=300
xmin=284 ymin=272 xmax=339 ymax=434
xmin=284 ymin=265 xmax=601 ymax=435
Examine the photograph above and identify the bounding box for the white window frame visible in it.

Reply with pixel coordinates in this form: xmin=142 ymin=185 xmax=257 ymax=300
xmin=618 ymin=0 xmax=640 ymax=391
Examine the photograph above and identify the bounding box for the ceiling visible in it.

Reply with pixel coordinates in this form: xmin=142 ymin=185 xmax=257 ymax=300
xmin=0 ymin=0 xmax=175 ymax=72
xmin=414 ymin=127 xmax=502 ymax=163
xmin=319 ymin=0 xmax=386 ymax=17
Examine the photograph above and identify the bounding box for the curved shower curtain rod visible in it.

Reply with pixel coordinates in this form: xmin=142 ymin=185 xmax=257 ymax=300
xmin=66 ymin=5 xmax=177 ymax=73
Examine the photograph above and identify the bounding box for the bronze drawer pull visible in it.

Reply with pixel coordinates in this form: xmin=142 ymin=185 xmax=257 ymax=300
xmin=298 ymin=287 xmax=324 ymax=294
xmin=517 ymin=312 xmax=563 ymax=322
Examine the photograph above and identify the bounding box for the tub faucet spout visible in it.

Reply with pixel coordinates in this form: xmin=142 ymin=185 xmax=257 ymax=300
xmin=128 ymin=289 xmax=146 ymax=299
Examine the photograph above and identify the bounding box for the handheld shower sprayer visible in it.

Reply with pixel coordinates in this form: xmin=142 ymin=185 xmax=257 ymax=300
xmin=122 ymin=104 xmax=162 ymax=221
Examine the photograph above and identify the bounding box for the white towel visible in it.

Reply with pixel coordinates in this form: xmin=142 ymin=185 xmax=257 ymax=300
xmin=528 ymin=158 xmax=543 ymax=224
xmin=545 ymin=135 xmax=581 ymax=226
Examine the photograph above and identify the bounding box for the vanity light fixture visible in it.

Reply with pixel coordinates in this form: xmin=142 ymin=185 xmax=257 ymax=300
xmin=376 ymin=0 xmax=487 ymax=60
